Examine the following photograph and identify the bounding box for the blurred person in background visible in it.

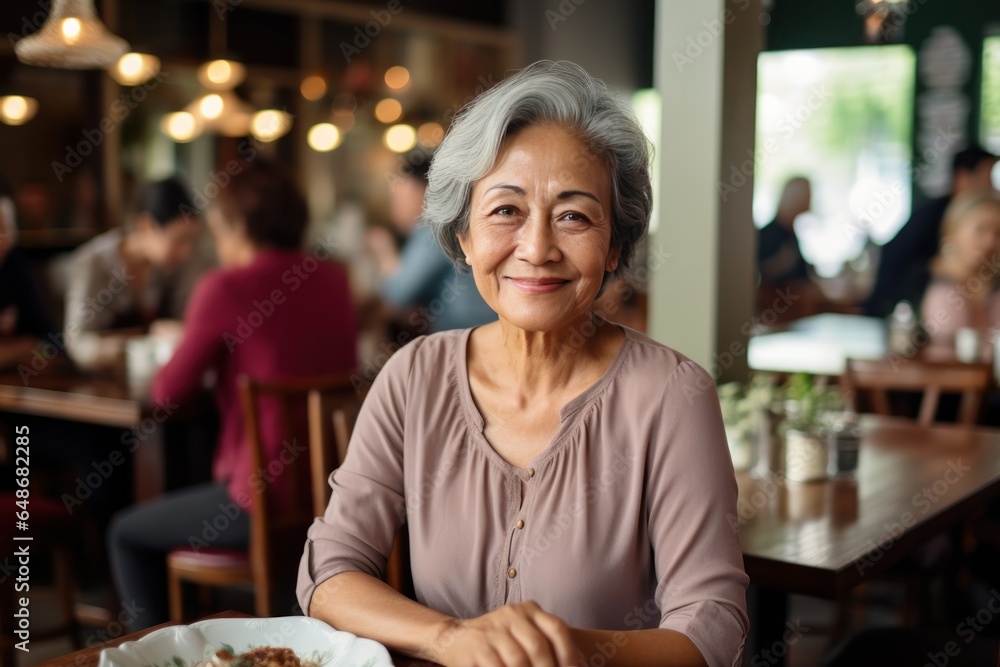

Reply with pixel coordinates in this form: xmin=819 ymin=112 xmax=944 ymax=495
xmin=756 ymin=176 xmax=826 ymax=321
xmin=13 ymin=178 xmax=56 ymax=230
xmin=63 ymin=178 xmax=208 ymax=371
xmin=757 ymin=176 xmax=813 ymax=285
xmin=108 ymin=160 xmax=358 ymax=630
xmin=920 ymin=192 xmax=1000 ymax=348
xmin=366 ymin=149 xmax=496 ymax=333
xmin=0 ymin=177 xmax=61 ymax=369
xmin=867 ymin=145 xmax=998 ymax=317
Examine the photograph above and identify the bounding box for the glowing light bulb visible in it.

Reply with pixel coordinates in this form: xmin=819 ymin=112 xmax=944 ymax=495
xmin=200 ymin=94 xmax=224 ymax=119
xmin=300 ymin=75 xmax=327 ymax=101
xmin=61 ymin=17 xmax=82 ymax=43
xmin=162 ymin=112 xmax=198 ymax=142
xmin=207 ymin=60 xmax=232 ymax=85
xmin=197 ymin=60 xmax=246 ymax=90
xmin=383 ymin=124 xmax=416 ymax=153
xmin=2 ymin=97 xmax=28 ymax=121
xmin=111 ymin=53 xmax=161 ymax=86
xmin=0 ymin=96 xmax=38 ymax=126
xmin=384 ymin=66 xmax=411 ymax=90
xmin=308 ymin=123 xmax=342 ymax=152
xmin=251 ymin=109 xmax=292 ymax=142
xmin=374 ymin=98 xmax=402 ymax=124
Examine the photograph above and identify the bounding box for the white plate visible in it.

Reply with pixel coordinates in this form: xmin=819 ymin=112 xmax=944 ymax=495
xmin=98 ymin=617 xmax=393 ymax=667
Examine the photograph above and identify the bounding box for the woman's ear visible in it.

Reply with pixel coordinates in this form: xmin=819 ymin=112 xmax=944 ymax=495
xmin=606 ymin=245 xmax=622 ymax=273
xmin=457 ymin=232 xmax=472 ymax=266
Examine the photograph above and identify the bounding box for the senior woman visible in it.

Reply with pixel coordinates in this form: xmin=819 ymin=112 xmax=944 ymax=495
xmin=298 ymin=61 xmax=748 ymax=667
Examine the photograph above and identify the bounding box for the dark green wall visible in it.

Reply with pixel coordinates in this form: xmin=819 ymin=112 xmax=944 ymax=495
xmin=765 ymin=0 xmax=1000 ymax=202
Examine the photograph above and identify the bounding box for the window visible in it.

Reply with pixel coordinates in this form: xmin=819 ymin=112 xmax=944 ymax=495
xmin=754 ymin=46 xmax=915 ymax=277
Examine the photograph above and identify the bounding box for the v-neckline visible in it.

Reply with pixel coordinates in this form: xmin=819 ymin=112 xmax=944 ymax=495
xmin=454 ymin=322 xmax=633 ymax=475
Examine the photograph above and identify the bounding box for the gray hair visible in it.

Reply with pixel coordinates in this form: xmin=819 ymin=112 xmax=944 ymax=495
xmin=424 ymin=60 xmax=653 ymax=283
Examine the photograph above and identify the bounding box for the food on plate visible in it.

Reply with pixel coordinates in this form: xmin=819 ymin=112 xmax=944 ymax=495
xmin=210 ymin=646 xmax=303 ymax=667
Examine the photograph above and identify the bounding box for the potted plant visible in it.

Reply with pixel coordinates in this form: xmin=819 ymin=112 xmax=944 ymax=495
xmin=719 ymin=374 xmax=782 ymax=472
xmin=781 ymin=374 xmax=842 ymax=482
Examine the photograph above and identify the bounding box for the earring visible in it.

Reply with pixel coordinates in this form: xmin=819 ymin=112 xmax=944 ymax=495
xmin=465 ymin=256 xmax=472 ymax=265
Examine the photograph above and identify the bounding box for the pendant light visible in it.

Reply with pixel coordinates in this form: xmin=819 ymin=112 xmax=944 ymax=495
xmin=14 ymin=0 xmax=129 ymax=69
xmin=0 ymin=96 xmax=40 ymax=126
xmin=109 ymin=52 xmax=161 ymax=86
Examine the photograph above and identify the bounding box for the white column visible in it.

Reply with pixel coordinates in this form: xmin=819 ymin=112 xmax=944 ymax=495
xmin=650 ymin=0 xmax=760 ymax=382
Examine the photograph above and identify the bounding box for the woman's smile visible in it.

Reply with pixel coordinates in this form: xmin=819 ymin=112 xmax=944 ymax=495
xmin=506 ymin=276 xmax=571 ymax=294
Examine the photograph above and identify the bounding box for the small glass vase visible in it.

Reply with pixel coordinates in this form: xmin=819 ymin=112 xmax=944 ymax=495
xmin=753 ymin=406 xmax=784 ymax=479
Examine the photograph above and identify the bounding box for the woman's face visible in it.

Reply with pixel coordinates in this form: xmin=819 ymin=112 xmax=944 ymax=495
xmin=459 ymin=122 xmax=618 ymax=333
xmin=950 ymin=203 xmax=1000 ymax=273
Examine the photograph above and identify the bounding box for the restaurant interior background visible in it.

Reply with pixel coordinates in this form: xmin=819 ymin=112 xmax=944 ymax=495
xmin=3 ymin=0 xmax=1000 ymax=665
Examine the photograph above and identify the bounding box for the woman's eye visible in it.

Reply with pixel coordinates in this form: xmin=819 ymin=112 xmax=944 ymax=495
xmin=561 ymin=212 xmax=590 ymax=223
xmin=492 ymin=206 xmax=517 ymax=217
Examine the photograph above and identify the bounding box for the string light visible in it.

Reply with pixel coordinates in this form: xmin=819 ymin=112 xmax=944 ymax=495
xmin=308 ymin=123 xmax=342 ymax=152
xmin=384 ymin=124 xmax=416 ymax=152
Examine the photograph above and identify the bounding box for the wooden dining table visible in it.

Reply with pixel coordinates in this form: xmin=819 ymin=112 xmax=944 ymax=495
xmin=740 ymin=414 xmax=1000 ymax=663
xmin=0 ymin=369 xmax=212 ymax=502
xmin=27 ymin=413 xmax=1000 ymax=667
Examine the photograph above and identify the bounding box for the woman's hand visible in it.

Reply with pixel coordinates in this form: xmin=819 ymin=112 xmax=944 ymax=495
xmin=434 ymin=601 xmax=583 ymax=667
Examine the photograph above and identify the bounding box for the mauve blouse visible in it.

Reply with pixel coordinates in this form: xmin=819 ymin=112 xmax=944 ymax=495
xmin=297 ymin=325 xmax=749 ymax=667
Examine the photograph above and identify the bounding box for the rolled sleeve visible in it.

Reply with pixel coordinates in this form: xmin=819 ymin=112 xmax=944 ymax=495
xmin=296 ymin=337 xmax=423 ymax=616
xmin=649 ymin=361 xmax=750 ymax=667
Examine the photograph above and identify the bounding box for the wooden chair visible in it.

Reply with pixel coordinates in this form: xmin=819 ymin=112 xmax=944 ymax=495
xmin=167 ymin=374 xmax=357 ymax=621
xmin=306 ymin=386 xmax=413 ymax=598
xmin=842 ymin=358 xmax=993 ymax=426
xmin=306 ymin=387 xmax=364 ymax=518
xmin=834 ymin=357 xmax=994 ymax=638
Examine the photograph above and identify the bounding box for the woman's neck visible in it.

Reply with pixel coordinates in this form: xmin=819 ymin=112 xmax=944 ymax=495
xmin=485 ymin=312 xmax=621 ymax=396
xmin=233 ymin=241 xmax=260 ymax=267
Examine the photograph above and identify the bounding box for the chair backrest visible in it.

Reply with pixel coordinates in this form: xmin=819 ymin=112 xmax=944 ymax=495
xmin=307 ymin=386 xmax=365 ymax=518
xmin=305 ymin=382 xmax=413 ymax=597
xmin=842 ymin=358 xmax=993 ymax=426
xmin=237 ymin=373 xmax=357 ymax=596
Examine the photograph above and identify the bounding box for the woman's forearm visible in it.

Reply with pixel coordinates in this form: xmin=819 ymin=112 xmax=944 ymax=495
xmin=570 ymin=628 xmax=708 ymax=667
xmin=308 ymin=572 xmax=457 ymax=663
xmin=311 ymin=574 xmax=711 ymax=666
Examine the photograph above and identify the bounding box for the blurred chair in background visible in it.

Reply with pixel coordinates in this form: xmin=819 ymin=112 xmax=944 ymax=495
xmin=108 ymin=160 xmax=358 ymax=631
xmin=842 ymin=357 xmax=992 ymax=426
xmin=167 ymin=374 xmax=358 ymax=621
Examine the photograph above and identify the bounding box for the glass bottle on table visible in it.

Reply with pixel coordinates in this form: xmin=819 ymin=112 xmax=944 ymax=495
xmin=827 ymin=410 xmax=861 ymax=477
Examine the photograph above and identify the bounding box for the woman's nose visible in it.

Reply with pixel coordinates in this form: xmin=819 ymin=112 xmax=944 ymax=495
xmin=516 ymin=213 xmax=561 ymax=265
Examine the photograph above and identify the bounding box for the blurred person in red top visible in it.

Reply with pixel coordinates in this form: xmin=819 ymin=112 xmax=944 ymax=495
xmin=108 ymin=160 xmax=358 ymax=630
